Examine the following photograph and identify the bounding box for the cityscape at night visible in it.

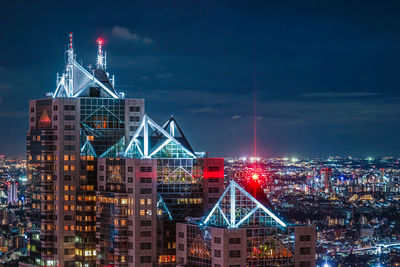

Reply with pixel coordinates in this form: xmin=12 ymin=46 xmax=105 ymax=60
xmin=1 ymin=1 xmax=400 ymax=267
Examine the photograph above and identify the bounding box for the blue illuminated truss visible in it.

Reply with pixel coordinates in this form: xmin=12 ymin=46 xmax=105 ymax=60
xmin=125 ymin=114 xmax=196 ymax=159
xmin=203 ymin=180 xmax=287 ymax=228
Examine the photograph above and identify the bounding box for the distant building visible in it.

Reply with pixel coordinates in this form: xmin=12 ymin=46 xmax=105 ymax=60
xmin=176 ymin=181 xmax=316 ymax=267
xmin=7 ymin=181 xmax=18 ymax=205
xmin=321 ymin=168 xmax=332 ymax=193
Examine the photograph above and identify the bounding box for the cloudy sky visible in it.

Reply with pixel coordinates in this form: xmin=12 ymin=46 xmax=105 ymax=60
xmin=1 ymin=0 xmax=400 ymax=157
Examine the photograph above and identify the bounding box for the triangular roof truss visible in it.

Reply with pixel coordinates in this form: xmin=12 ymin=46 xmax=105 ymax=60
xmin=203 ymin=181 xmax=286 ymax=228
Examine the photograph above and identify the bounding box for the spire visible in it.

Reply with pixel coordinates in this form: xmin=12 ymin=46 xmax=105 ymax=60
xmin=64 ymin=32 xmax=74 ymax=97
xmin=96 ymin=38 xmax=106 ymax=69
xmin=67 ymin=32 xmax=74 ymax=65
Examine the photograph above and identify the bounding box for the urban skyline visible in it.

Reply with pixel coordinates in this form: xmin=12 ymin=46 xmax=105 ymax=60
xmin=2 ymin=1 xmax=400 ymax=157
xmin=1 ymin=2 xmax=400 ymax=267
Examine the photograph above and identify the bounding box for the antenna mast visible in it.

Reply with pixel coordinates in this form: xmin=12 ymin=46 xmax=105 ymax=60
xmin=96 ymin=38 xmax=106 ymax=69
xmin=65 ymin=32 xmax=74 ymax=97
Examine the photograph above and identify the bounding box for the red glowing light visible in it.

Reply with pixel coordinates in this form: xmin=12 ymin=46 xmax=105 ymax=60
xmin=97 ymin=38 xmax=104 ymax=45
xmin=252 ymin=173 xmax=259 ymax=181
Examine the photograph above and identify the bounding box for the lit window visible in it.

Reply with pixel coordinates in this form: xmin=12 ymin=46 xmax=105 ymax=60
xmin=140 ymin=210 xmax=145 ymax=216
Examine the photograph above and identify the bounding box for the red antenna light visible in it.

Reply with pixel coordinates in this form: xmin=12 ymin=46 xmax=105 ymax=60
xmin=97 ymin=38 xmax=104 ymax=46
xmin=69 ymin=32 xmax=73 ymax=49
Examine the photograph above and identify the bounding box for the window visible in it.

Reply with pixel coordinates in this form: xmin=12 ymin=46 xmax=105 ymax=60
xmin=300 ymin=235 xmax=311 ymax=241
xmin=214 ymin=237 xmax=221 ymax=244
xmin=208 ymin=166 xmax=220 ymax=172
xmin=130 ymin=106 xmax=140 ymax=112
xmin=140 ymin=243 xmax=151 ymax=250
xmin=30 ymin=107 xmax=35 ymax=113
xmin=128 ymin=167 xmax=133 ymax=172
xmin=128 ymin=188 xmax=133 ymax=193
xmin=128 ymin=177 xmax=133 ymax=183
xmin=140 ymin=256 xmax=151 ymax=263
xmin=140 ymin=166 xmax=152 ymax=172
xmin=209 ymin=187 xmax=219 ymax=193
xmin=229 ymin=250 xmax=241 ymax=258
xmin=53 ymin=105 xmax=58 ymax=111
xmin=214 ymin=249 xmax=221 ymax=257
xmin=30 ymin=117 xmax=34 ymax=122
xmin=64 ymin=135 xmax=75 ymax=140
xmin=300 ymin=262 xmax=311 ymax=267
xmin=65 ymin=125 xmax=75 ymax=130
xmin=140 ymin=231 xmax=152 ymax=237
xmin=140 ymin=220 xmax=151 ymax=226
xmin=140 ymin=188 xmax=152 ymax=194
xmin=140 ymin=177 xmax=152 ymax=183
xmin=64 ymin=115 xmax=75 ymax=120
xmin=99 ymin=165 xmax=104 ymax=171
xmin=64 ymin=105 xmax=75 ymax=110
xmin=178 ymin=232 xmax=184 ymax=238
xmin=64 ymin=145 xmax=75 ymax=151
xmin=229 ymin=238 xmax=241 ymax=244
xmin=178 ymin=244 xmax=184 ymax=251
xmin=300 ymin=247 xmax=311 ymax=255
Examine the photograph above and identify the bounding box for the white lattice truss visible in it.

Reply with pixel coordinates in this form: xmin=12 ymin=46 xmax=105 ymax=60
xmin=124 ymin=114 xmax=196 ymax=158
xmin=53 ymin=33 xmax=118 ymax=99
xmin=203 ymin=181 xmax=287 ymax=228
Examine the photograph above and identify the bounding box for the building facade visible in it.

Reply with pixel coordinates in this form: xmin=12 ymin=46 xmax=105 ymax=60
xmin=22 ymin=33 xmax=224 ymax=267
xmin=23 ymin=34 xmax=144 ymax=267
xmin=96 ymin=158 xmax=157 ymax=266
xmin=176 ymin=181 xmax=316 ymax=267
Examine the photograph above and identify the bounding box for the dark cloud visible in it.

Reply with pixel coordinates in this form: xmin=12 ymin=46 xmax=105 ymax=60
xmin=111 ymin=26 xmax=153 ymax=44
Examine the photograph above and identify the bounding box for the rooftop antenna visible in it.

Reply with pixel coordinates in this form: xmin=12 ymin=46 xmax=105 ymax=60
xmin=96 ymin=38 xmax=106 ymax=69
xmin=65 ymin=32 xmax=74 ymax=97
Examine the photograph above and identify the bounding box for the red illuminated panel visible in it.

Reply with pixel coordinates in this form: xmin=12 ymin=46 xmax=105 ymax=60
xmin=37 ymin=108 xmax=51 ymax=129
xmin=203 ymin=158 xmax=224 ymax=179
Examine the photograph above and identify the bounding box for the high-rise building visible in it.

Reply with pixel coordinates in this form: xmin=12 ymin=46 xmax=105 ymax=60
xmin=176 ymin=180 xmax=316 ymax=267
xmin=22 ymin=33 xmax=224 ymax=267
xmin=321 ymin=167 xmax=332 ymax=193
xmin=116 ymin=114 xmax=224 ymax=265
xmin=7 ymin=181 xmax=18 ymax=205
xmin=96 ymin=158 xmax=157 ymax=266
xmin=23 ymin=34 xmax=144 ymax=267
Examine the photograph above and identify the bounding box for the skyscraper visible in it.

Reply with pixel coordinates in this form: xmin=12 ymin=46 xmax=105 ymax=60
xmin=176 ymin=181 xmax=316 ymax=267
xmin=7 ymin=181 xmax=18 ymax=205
xmin=23 ymin=34 xmax=144 ymax=267
xmin=321 ymin=167 xmax=332 ymax=194
xmin=22 ymin=33 xmax=224 ymax=267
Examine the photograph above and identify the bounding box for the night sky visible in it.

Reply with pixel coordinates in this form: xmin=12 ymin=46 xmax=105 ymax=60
xmin=1 ymin=1 xmax=400 ymax=157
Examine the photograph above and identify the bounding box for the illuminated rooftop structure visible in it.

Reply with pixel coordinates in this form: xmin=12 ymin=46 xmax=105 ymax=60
xmin=125 ymin=114 xmax=197 ymax=159
xmin=203 ymin=180 xmax=287 ymax=228
xmin=53 ymin=33 xmax=119 ymax=99
xmin=176 ymin=181 xmax=316 ymax=267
